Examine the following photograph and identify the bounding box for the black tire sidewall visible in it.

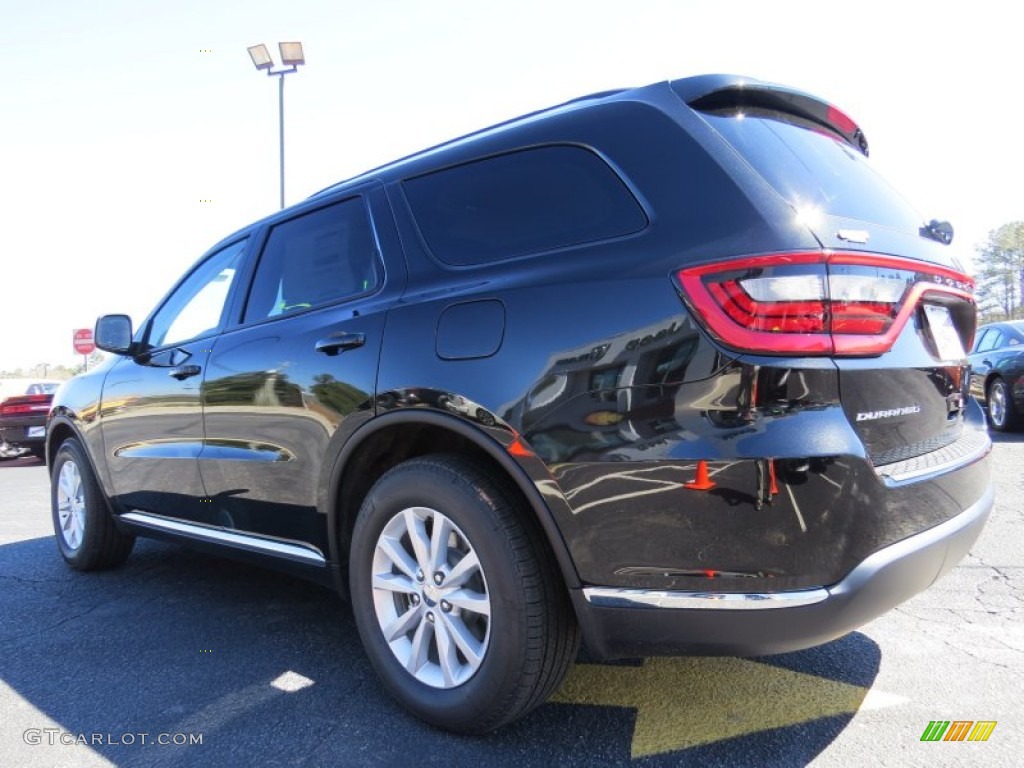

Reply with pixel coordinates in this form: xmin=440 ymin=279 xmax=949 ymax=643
xmin=349 ymin=459 xmax=534 ymax=731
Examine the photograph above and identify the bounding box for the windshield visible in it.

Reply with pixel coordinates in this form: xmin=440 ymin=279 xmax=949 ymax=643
xmin=700 ymin=107 xmax=924 ymax=233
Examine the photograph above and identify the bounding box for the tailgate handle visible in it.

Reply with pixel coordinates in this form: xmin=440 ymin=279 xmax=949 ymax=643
xmin=169 ymin=364 xmax=202 ymax=380
xmin=316 ymin=332 xmax=366 ymax=356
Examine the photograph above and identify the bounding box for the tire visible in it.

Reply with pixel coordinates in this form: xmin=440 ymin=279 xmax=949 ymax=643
xmin=987 ymin=378 xmax=1021 ymax=432
xmin=51 ymin=438 xmax=135 ymax=570
xmin=29 ymin=445 xmax=46 ymax=461
xmin=349 ymin=454 xmax=579 ymax=734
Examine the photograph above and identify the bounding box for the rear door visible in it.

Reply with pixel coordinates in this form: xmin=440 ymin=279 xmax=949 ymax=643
xmin=198 ymin=185 xmax=403 ymax=554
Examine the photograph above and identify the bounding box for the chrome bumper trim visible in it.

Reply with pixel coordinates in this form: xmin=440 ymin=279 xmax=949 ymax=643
xmin=583 ymin=482 xmax=994 ymax=611
xmin=582 ymin=586 xmax=829 ymax=610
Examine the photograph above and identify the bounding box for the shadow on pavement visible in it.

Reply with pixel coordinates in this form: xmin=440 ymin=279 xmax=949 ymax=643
xmin=0 ymin=455 xmax=45 ymax=470
xmin=0 ymin=535 xmax=881 ymax=767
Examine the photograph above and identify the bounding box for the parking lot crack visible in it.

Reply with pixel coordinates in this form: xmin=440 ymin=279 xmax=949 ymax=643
xmin=0 ymin=600 xmax=107 ymax=645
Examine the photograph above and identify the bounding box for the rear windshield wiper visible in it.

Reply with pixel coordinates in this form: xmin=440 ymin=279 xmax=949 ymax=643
xmin=921 ymin=219 xmax=954 ymax=245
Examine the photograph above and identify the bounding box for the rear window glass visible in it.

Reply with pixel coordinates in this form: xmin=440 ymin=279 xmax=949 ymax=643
xmin=27 ymin=383 xmax=59 ymax=395
xmin=403 ymin=145 xmax=647 ymax=266
xmin=700 ymin=108 xmax=923 ymax=232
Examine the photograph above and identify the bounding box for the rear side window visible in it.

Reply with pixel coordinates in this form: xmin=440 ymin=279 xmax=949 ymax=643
xmin=403 ymin=145 xmax=647 ymax=266
xmin=700 ymin=108 xmax=923 ymax=232
xmin=979 ymin=330 xmax=1004 ymax=352
xmin=244 ymin=197 xmax=380 ymax=323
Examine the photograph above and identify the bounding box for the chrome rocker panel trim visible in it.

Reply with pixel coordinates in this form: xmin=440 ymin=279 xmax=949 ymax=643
xmin=119 ymin=511 xmax=326 ymax=566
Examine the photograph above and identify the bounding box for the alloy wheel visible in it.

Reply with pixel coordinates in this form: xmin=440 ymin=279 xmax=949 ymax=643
xmin=370 ymin=506 xmax=491 ymax=689
xmin=56 ymin=460 xmax=86 ymax=550
xmin=990 ymin=380 xmax=1008 ymax=428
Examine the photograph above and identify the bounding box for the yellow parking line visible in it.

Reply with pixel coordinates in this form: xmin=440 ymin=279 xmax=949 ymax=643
xmin=551 ymin=657 xmax=869 ymax=758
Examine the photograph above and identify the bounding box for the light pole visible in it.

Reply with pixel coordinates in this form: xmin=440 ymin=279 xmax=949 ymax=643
xmin=247 ymin=42 xmax=305 ymax=210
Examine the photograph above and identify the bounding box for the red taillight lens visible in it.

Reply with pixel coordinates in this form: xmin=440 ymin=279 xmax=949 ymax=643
xmin=0 ymin=394 xmax=52 ymax=416
xmin=677 ymin=252 xmax=975 ymax=356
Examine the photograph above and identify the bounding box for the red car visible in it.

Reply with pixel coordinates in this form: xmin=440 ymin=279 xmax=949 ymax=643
xmin=0 ymin=379 xmax=62 ymax=460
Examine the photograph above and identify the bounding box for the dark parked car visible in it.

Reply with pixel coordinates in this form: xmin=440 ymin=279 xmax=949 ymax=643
xmin=969 ymin=320 xmax=1024 ymax=431
xmin=0 ymin=379 xmax=61 ymax=459
xmin=47 ymin=74 xmax=991 ymax=734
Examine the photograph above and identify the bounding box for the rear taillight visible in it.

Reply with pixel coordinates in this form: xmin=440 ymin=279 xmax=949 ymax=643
xmin=0 ymin=394 xmax=52 ymax=416
xmin=677 ymin=252 xmax=975 ymax=356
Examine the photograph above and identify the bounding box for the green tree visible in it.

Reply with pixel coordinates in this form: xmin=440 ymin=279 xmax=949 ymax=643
xmin=70 ymin=351 xmax=107 ymax=376
xmin=975 ymin=222 xmax=1024 ymax=321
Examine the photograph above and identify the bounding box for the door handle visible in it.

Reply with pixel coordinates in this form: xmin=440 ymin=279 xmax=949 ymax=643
xmin=316 ymin=332 xmax=366 ymax=356
xmin=169 ymin=364 xmax=202 ymax=380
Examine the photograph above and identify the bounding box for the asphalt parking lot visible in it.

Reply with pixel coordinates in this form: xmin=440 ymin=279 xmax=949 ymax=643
xmin=1 ymin=438 xmax=1022 ymax=767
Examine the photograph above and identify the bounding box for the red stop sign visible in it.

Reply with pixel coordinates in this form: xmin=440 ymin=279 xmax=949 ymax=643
xmin=73 ymin=328 xmax=96 ymax=355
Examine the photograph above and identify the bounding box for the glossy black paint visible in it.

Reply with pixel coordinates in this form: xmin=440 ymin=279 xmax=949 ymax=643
xmin=100 ymin=342 xmax=211 ymax=519
xmin=48 ymin=74 xmax=992 ymax=658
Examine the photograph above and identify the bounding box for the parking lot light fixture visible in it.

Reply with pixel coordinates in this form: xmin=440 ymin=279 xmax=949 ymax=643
xmin=247 ymin=44 xmax=273 ymax=71
xmin=279 ymin=42 xmax=305 ymax=66
xmin=247 ymin=41 xmax=305 ymax=209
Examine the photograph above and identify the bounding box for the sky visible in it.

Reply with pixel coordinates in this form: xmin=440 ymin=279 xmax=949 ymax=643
xmin=2 ymin=0 xmax=1022 ymax=371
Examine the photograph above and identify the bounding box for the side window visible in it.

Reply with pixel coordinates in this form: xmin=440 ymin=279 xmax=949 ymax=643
xmin=975 ymin=330 xmax=1002 ymax=353
xmin=402 ymin=145 xmax=648 ymax=266
xmin=147 ymin=240 xmax=247 ymax=348
xmin=244 ymin=197 xmax=379 ymax=323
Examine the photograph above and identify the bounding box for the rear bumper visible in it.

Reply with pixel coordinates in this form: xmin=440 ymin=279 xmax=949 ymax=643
xmin=0 ymin=423 xmax=46 ymax=446
xmin=573 ymin=481 xmax=993 ymax=658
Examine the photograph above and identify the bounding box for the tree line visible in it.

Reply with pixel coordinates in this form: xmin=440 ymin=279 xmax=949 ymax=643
xmin=0 ymin=352 xmax=105 ymax=381
xmin=975 ymin=221 xmax=1024 ymax=322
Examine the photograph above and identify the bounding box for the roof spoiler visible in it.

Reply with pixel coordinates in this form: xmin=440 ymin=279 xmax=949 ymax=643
xmin=671 ymin=74 xmax=869 ymax=157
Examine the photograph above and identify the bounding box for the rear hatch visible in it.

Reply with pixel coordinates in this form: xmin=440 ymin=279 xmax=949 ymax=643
xmin=673 ymin=77 xmax=977 ymax=465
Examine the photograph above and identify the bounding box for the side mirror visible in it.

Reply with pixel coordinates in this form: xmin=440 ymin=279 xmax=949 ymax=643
xmin=95 ymin=314 xmax=134 ymax=355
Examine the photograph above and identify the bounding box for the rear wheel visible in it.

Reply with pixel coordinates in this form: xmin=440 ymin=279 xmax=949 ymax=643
xmin=987 ymin=378 xmax=1021 ymax=432
xmin=51 ymin=438 xmax=135 ymax=570
xmin=349 ymin=454 xmax=578 ymax=733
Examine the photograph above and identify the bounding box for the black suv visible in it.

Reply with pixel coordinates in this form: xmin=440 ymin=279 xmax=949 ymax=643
xmin=47 ymin=74 xmax=992 ymax=733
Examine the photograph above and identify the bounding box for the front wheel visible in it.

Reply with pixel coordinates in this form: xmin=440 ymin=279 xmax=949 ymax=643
xmin=349 ymin=454 xmax=578 ymax=733
xmin=987 ymin=378 xmax=1021 ymax=432
xmin=51 ymin=438 xmax=135 ymax=570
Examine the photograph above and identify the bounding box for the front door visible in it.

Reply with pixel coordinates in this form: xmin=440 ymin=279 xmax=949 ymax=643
xmin=102 ymin=239 xmax=248 ymax=519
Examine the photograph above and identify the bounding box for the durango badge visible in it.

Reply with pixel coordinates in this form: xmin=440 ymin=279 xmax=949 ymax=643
xmin=856 ymin=405 xmax=922 ymax=421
